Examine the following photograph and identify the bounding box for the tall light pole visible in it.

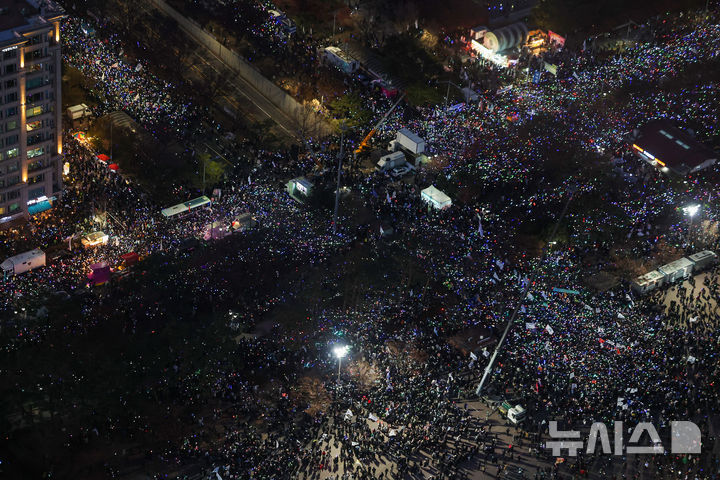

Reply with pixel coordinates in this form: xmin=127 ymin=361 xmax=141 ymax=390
xmin=476 ymin=186 xmax=575 ymax=396
xmin=683 ymin=204 xmax=700 ymax=248
xmin=332 ymin=125 xmax=346 ymax=234
xmin=333 ymin=345 xmax=349 ymax=381
xmin=439 ymin=80 xmax=464 ymax=111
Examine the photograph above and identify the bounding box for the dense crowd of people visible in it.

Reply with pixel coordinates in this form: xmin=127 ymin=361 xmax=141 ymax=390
xmin=4 ymin=5 xmax=720 ymax=480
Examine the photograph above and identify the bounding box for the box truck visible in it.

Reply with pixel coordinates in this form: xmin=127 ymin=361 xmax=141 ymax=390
xmin=1 ymin=249 xmax=46 ymax=276
xmin=376 ymin=151 xmax=406 ymax=171
xmin=395 ymin=128 xmax=425 ymax=154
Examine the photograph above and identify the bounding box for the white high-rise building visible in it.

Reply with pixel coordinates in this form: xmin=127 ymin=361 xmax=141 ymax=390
xmin=0 ymin=0 xmax=64 ymax=222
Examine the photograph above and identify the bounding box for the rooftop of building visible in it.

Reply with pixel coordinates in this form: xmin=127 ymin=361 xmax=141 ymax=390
xmin=0 ymin=0 xmax=63 ymax=38
xmin=633 ymin=119 xmax=717 ymax=176
xmin=0 ymin=0 xmax=37 ymax=32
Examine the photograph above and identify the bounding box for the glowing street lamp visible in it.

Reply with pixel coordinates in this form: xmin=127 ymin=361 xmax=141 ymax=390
xmin=333 ymin=345 xmax=349 ymax=380
xmin=683 ymin=204 xmax=701 ymax=247
xmin=683 ymin=204 xmax=700 ymax=218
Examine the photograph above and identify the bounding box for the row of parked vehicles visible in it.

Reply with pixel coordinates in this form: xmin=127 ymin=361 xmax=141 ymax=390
xmin=375 ymin=129 xmax=425 ymax=180
xmin=631 ymin=250 xmax=718 ymax=294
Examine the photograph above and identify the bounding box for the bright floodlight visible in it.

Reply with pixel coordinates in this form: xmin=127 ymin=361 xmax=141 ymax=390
xmin=684 ymin=205 xmax=700 ymax=217
xmin=333 ymin=345 xmax=349 ymax=359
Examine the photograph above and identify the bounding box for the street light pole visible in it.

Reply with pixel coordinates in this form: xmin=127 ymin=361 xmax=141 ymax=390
xmin=683 ymin=204 xmax=700 ymax=248
xmin=333 ymin=345 xmax=348 ymax=383
xmin=332 ymin=127 xmax=345 ymax=234
xmin=476 ymin=186 xmax=575 ymax=396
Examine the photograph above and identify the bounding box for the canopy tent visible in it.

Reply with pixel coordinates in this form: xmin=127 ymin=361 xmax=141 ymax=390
xmin=421 ymin=186 xmax=452 ymax=210
xmin=108 ymin=163 xmax=119 ymax=171
xmin=88 ymin=262 xmax=111 ymax=286
xmin=81 ymin=231 xmax=109 ymax=247
xmin=121 ymin=252 xmax=140 ymax=266
xmin=97 ymin=154 xmax=110 ymax=162
xmin=72 ymin=131 xmax=86 ymax=140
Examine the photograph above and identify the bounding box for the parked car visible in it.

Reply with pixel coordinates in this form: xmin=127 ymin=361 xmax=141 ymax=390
xmin=390 ymin=165 xmax=412 ymax=178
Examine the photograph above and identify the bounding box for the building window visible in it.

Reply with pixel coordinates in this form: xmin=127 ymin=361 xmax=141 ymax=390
xmin=28 ymin=159 xmax=45 ymax=172
xmin=27 ymin=92 xmax=43 ymax=104
xmin=26 ymin=120 xmax=41 ymax=131
xmin=24 ymin=50 xmax=44 ymax=64
xmin=4 ymin=79 xmax=16 ymax=89
xmin=6 ymin=148 xmax=18 ymax=159
xmin=26 ymin=105 xmax=44 ymax=118
xmin=5 ymin=92 xmax=17 ymax=103
xmin=27 ymin=146 xmax=44 ymax=158
xmin=7 ymin=175 xmax=20 ymax=186
xmin=6 ymin=134 xmax=18 ymax=146
xmin=3 ymin=49 xmax=17 ymax=60
xmin=28 ymin=186 xmax=45 ymax=200
xmin=28 ymin=174 xmax=44 ymax=186
xmin=6 ymin=107 xmax=17 ymax=117
xmin=8 ymin=202 xmax=19 ymax=213
xmin=27 ymin=133 xmax=42 ymax=146
xmin=4 ymin=64 xmax=16 ymax=75
xmin=6 ymin=120 xmax=16 ymax=131
xmin=26 ymin=77 xmax=44 ymax=90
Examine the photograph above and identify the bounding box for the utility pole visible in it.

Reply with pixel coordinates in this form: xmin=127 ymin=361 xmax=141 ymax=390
xmin=441 ymin=80 xmax=463 ymax=110
xmin=475 ymin=186 xmax=575 ymax=396
xmin=332 ymin=127 xmax=345 ymax=234
xmin=445 ymin=81 xmax=451 ymax=110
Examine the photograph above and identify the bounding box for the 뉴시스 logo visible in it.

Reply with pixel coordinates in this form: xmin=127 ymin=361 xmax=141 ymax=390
xmin=546 ymin=420 xmax=701 ymax=456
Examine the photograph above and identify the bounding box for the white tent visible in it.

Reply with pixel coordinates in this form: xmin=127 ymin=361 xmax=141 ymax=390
xmin=421 ymin=186 xmax=452 ymax=210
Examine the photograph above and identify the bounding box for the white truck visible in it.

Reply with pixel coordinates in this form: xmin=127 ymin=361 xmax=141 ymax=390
xmin=67 ymin=104 xmax=91 ymax=121
xmin=1 ymin=249 xmax=46 ymax=276
xmin=376 ymin=151 xmax=406 ymax=171
xmin=392 ymin=128 xmax=425 ymax=154
xmin=507 ymin=405 xmax=527 ymax=425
